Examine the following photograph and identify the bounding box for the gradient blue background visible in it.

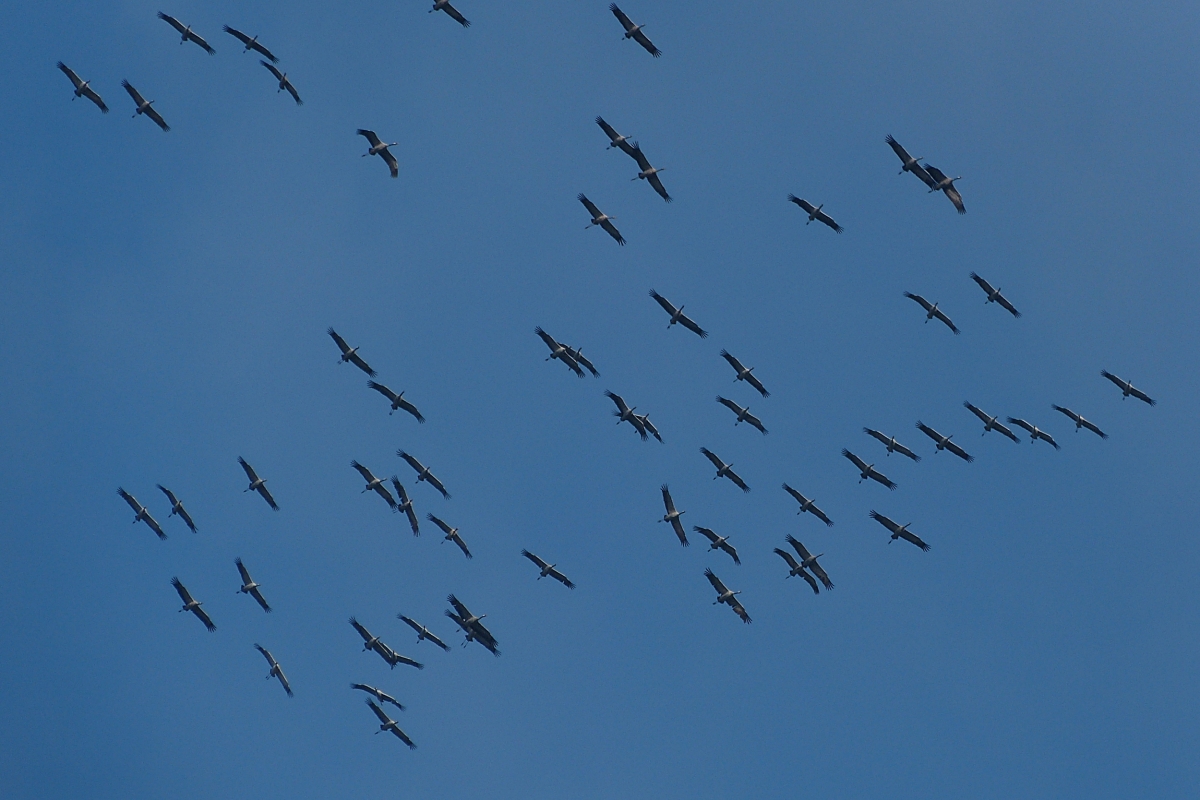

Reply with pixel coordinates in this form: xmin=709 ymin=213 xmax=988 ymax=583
xmin=2 ymin=1 xmax=1197 ymax=797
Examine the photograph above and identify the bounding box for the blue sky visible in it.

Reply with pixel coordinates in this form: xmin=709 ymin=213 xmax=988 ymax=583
xmin=2 ymin=1 xmax=1198 ymax=797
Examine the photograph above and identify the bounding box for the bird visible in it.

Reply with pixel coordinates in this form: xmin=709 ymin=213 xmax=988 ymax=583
xmin=1006 ymin=417 xmax=1060 ymax=450
xmin=969 ymin=273 xmax=1020 ymax=318
xmin=157 ymin=12 xmax=215 ymax=54
xmin=915 ymin=421 xmax=974 ymax=462
xmin=610 ymin=3 xmax=661 ymax=57
xmin=366 ymin=381 xmax=425 ymax=422
xmin=693 ymin=527 xmax=740 ymax=565
xmin=260 ymin=61 xmax=302 ymax=105
xmin=595 ymin=116 xmax=637 ymax=156
xmin=445 ymin=594 xmax=499 ymax=655
xmin=604 ymin=390 xmax=648 ymax=440
xmin=222 ymin=25 xmax=278 ymax=62
xmin=704 ymin=569 xmax=750 ymax=623
xmin=963 ymin=402 xmax=1021 ymax=441
xmin=923 ymin=163 xmax=965 ymax=213
xmin=521 ymin=550 xmax=576 ymax=588
xmin=885 ymin=135 xmax=935 ymax=187
xmin=1052 ymin=405 xmax=1108 ymax=439
xmin=349 ymin=616 xmax=383 ymax=654
xmin=429 ymin=0 xmax=470 ymax=27
xmin=715 ymin=396 xmax=767 ymax=434
xmin=328 ymin=328 xmax=376 ymax=376
xmin=366 ymin=700 xmax=416 ymax=749
xmin=121 ymin=81 xmax=169 ymax=131
xmin=397 ymin=451 xmax=450 ymax=499
xmin=785 ymin=535 xmax=833 ymax=590
xmin=628 ymin=144 xmax=671 ymax=202
xmin=1100 ymin=371 xmax=1156 ymax=406
xmin=352 ymin=683 xmax=404 ymax=710
xmin=563 ymin=344 xmax=600 ymax=377
xmin=391 ymin=478 xmax=420 ymax=536
xmin=238 ymin=457 xmax=278 ymax=510
xmin=648 ymin=290 xmax=707 ymax=337
xmin=350 ymin=617 xmax=423 ymax=670
xmin=634 ymin=412 xmax=663 ymax=442
xmin=842 ymin=449 xmax=897 ymax=490
xmin=787 ymin=195 xmax=843 ymax=233
xmin=781 ymin=484 xmax=834 ymax=526
xmin=117 ymin=488 xmax=166 ymax=540
xmin=578 ymin=194 xmax=624 ymax=245
xmin=254 ymin=645 xmax=292 ymax=697
xmin=718 ymin=350 xmax=769 ymax=397
xmin=863 ymin=429 xmax=921 ymax=461
xmin=904 ymin=292 xmax=959 ymax=334
xmin=397 ymin=616 xmax=450 ymax=651
xmin=700 ymin=447 xmax=750 ymax=493
xmin=773 ymin=549 xmax=821 ymax=593
xmin=658 ymin=485 xmax=688 ymax=546
xmin=352 ymin=461 xmax=398 ymax=511
xmin=235 ymin=558 xmax=271 ymax=613
xmin=56 ymin=62 xmax=108 ymax=112
xmin=171 ymin=578 xmax=215 ymax=631
xmin=428 ymin=514 xmax=471 ymax=559
xmin=156 ymin=485 xmax=197 ymax=532
xmin=356 ymin=129 xmax=399 ymax=178
xmin=869 ymin=511 xmax=931 ymax=551
xmin=534 ymin=327 xmax=585 ymax=377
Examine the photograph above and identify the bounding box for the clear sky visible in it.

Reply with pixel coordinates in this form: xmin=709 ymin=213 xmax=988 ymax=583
xmin=2 ymin=1 xmax=1198 ymax=797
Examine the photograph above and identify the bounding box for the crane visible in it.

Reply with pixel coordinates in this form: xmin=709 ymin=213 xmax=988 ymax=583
xmin=969 ymin=273 xmax=1020 ymax=317
xmin=610 ymin=4 xmax=661 ymax=57
xmin=842 ymin=449 xmax=897 ymax=490
xmin=628 ymin=144 xmax=671 ymax=202
xmin=328 ymin=327 xmax=376 ymax=376
xmin=563 ymin=343 xmax=600 ymax=377
xmin=963 ymin=402 xmax=1020 ymax=441
xmin=781 ymin=484 xmax=834 ymax=526
xmin=117 ymin=488 xmax=166 ymax=540
xmin=604 ymin=390 xmax=648 ymax=440
xmin=634 ymin=412 xmax=663 ymax=442
xmin=904 ymin=292 xmax=959 ymax=334
xmin=235 ymin=558 xmax=271 ymax=613
xmin=171 ymin=577 xmax=216 ymax=631
xmin=157 ymin=13 xmax=215 ymax=54
xmin=352 ymin=683 xmax=404 ymax=710
xmin=595 ymin=116 xmax=637 ymax=155
xmin=56 ymin=63 xmax=108 ymax=112
xmin=885 ymin=135 xmax=935 ymax=187
xmin=521 ymin=550 xmax=576 ymax=588
xmin=774 ymin=549 xmax=821 ymax=593
xmin=156 ymin=485 xmax=197 ymax=532
xmin=869 ymin=511 xmax=930 ymax=551
xmin=238 ymin=457 xmax=278 ymax=510
xmin=1052 ymin=405 xmax=1108 ymax=439
xmin=693 ymin=527 xmax=740 ymax=564
xmin=366 ymin=700 xmax=417 ymax=749
xmin=254 ymin=645 xmax=292 ymax=697
xmin=356 ymin=129 xmax=399 ymax=178
xmin=716 ymin=396 xmax=767 ymax=434
xmin=445 ymin=594 xmax=499 ymax=655
xmin=222 ymin=26 xmax=278 ymax=62
xmin=658 ymin=485 xmax=688 ymax=546
xmin=700 ymin=447 xmax=750 ymax=493
xmin=350 ymin=617 xmax=424 ymax=670
xmin=704 ymin=569 xmax=750 ymax=623
xmin=578 ymin=194 xmax=625 ymax=245
xmin=1006 ymin=417 xmax=1060 ymax=450
xmin=784 ymin=535 xmax=833 ymax=590
xmin=367 ymin=381 xmax=425 ymax=422
xmin=352 ymin=461 xmax=398 ymax=511
xmin=719 ymin=350 xmax=769 ymax=397
xmin=863 ymin=429 xmax=921 ymax=461
xmin=429 ymin=0 xmax=470 ymax=28
xmin=397 ymin=615 xmax=450 ymax=651
xmin=1100 ymin=371 xmax=1156 ymax=406
xmin=535 ymin=327 xmax=585 ymax=378
xmin=397 ymin=451 xmax=450 ymax=498
xmin=391 ymin=478 xmax=421 ymax=536
xmin=915 ymin=421 xmax=974 ymax=462
xmin=121 ymin=81 xmax=170 ymax=131
xmin=648 ymin=290 xmax=707 ymax=337
xmin=260 ymin=61 xmax=302 ymax=105
xmin=428 ymin=514 xmax=472 ymax=559
xmin=922 ymin=163 xmax=965 ymax=213
xmin=787 ymin=195 xmax=843 ymax=233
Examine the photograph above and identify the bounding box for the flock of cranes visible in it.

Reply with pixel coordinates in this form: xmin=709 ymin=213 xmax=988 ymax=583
xmin=86 ymin=3 xmax=1162 ymax=760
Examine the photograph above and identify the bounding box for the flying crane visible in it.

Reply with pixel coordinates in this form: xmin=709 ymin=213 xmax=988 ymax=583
xmin=704 ymin=569 xmax=751 ymax=623
xmin=1052 ymin=405 xmax=1108 ymax=439
xmin=429 ymin=0 xmax=470 ymax=28
xmin=352 ymin=461 xmax=398 ymax=511
xmin=693 ymin=527 xmax=740 ymax=565
xmin=1100 ymin=371 xmax=1156 ymax=405
xmin=238 ymin=457 xmax=278 ymax=510
xmin=658 ymin=485 xmax=688 ymax=546
xmin=157 ymin=13 xmax=216 ymax=54
xmin=1006 ymin=417 xmax=1060 ymax=450
xmin=222 ymin=25 xmax=278 ymax=62
xmin=629 ymin=144 xmax=671 ymax=202
xmin=367 ymin=700 xmax=417 ymax=749
xmin=773 ymin=549 xmax=821 ymax=593
xmin=904 ymin=292 xmax=959 ymax=334
xmin=535 ymin=327 xmax=585 ymax=378
xmin=885 ymin=135 xmax=935 ymax=187
xmin=428 ymin=514 xmax=472 ymax=559
xmin=785 ymin=535 xmax=833 ymax=590
xmin=842 ymin=449 xmax=897 ymax=490
xmin=117 ymin=488 xmax=166 ymax=540
xmin=716 ymin=396 xmax=767 ymax=434
xmin=521 ymin=550 xmax=576 ymax=588
xmin=869 ymin=511 xmax=931 ymax=551
xmin=578 ymin=194 xmax=625 ymax=245
xmin=367 ymin=381 xmax=425 ymax=422
xmin=863 ymin=429 xmax=921 ymax=461
xmin=397 ymin=451 xmax=450 ymax=499
xmin=700 ymin=447 xmax=750 ymax=493
xmin=56 ymin=63 xmax=108 ymax=112
xmin=595 ymin=116 xmax=637 ymax=155
xmin=787 ymin=195 xmax=843 ymax=233
xmin=356 ymin=129 xmax=399 ymax=178
xmin=260 ymin=61 xmax=302 ymax=105
xmin=171 ymin=577 xmax=216 ymax=631
xmin=648 ymin=290 xmax=707 ymax=337
xmin=445 ymin=594 xmax=499 ymax=655
xmin=915 ymin=421 xmax=974 ymax=462
xmin=963 ymin=402 xmax=1021 ymax=441
xmin=781 ymin=483 xmax=834 ymax=526
xmin=235 ymin=558 xmax=271 ymax=613
xmin=923 ymin=163 xmax=965 ymax=213
xmin=397 ymin=615 xmax=450 ymax=651
xmin=156 ymin=485 xmax=197 ymax=532
xmin=609 ymin=4 xmax=661 ymax=57
xmin=328 ymin=327 xmax=376 ymax=376
xmin=254 ymin=645 xmax=292 ymax=697
xmin=121 ymin=80 xmax=170 ymax=131
xmin=604 ymin=390 xmax=648 ymax=440
xmin=969 ymin=273 xmax=1020 ymax=317
xmin=391 ymin=478 xmax=421 ymax=536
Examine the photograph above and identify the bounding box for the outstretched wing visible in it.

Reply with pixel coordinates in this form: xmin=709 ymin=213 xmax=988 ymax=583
xmin=367 ymin=380 xmax=399 ymax=403
xmin=869 ymin=470 xmax=897 ymax=490
xmin=223 ymin=25 xmax=251 ymax=46
xmin=577 ymin=193 xmax=602 ymax=218
xmin=599 ymin=219 xmax=625 ymax=245
xmin=944 ymin=440 xmax=974 ymax=463
xmin=885 ymin=134 xmax=912 ymax=164
xmin=964 ymin=402 xmax=990 ymax=424
xmin=648 ymin=289 xmax=676 ymax=317
xmin=328 ymin=327 xmax=353 ymax=356
xmin=969 ymin=272 xmax=995 ymax=296
xmin=869 ymin=510 xmax=899 ymax=533
xmin=692 ymin=526 xmax=719 ymax=545
xmin=704 ymin=568 xmax=728 ymax=595
xmin=716 ymin=396 xmax=743 ymax=415
xmin=595 ymin=116 xmax=623 ymax=144
xmin=426 ymin=513 xmax=453 ymax=535
xmin=157 ymin=12 xmax=187 ymax=35
xmin=521 ymin=549 xmax=549 ymax=570
xmin=397 ymin=450 xmax=423 ymax=474
xmin=57 ymin=62 xmax=84 ymax=90
xmin=348 ymin=350 xmax=375 ymax=376
xmin=787 ymin=194 xmax=815 ymax=214
xmin=904 ymin=292 xmax=933 ymax=313
xmin=719 ymin=350 xmax=744 ymax=374
xmin=1007 ymin=417 xmax=1034 ymax=435
xmin=610 ymin=4 xmax=636 ymax=32
xmin=121 ymin=79 xmax=146 ymax=106
xmin=238 ymin=456 xmax=260 ymax=483
xmin=440 ymin=1 xmax=471 ymax=27
xmin=744 ymin=372 xmax=769 ymax=397
xmin=349 ymin=616 xmax=374 ymax=643
xmin=356 ymin=129 xmax=382 ymax=149
xmin=235 ymin=557 xmax=253 ymax=585
xmin=933 ymin=307 xmax=960 ymax=334
xmin=815 ymin=209 xmax=843 ymax=233
xmin=677 ymin=312 xmax=707 ymax=338
xmin=699 ymin=447 xmax=724 ymax=469
xmin=604 ymin=390 xmax=631 ymax=415
xmin=842 ymin=449 xmax=867 ymax=472
xmin=1130 ymin=386 xmax=1156 ymax=406
xmin=352 ymin=460 xmax=377 ymax=483
xmin=646 ymin=172 xmax=671 ymax=202
xmin=425 ymin=472 xmax=450 ymax=499
xmin=724 ymin=468 xmax=750 ymax=493
xmin=256 ymin=483 xmax=279 ymax=511
xmin=391 ymin=478 xmax=419 ymax=535
xmin=260 ymin=59 xmax=284 ymax=81
xmin=899 ymin=529 xmax=931 ymax=551
xmin=943 ymin=184 xmax=966 ymax=214
xmin=629 ymin=144 xmax=653 ymax=172
xmin=118 ymin=487 xmax=141 ymax=513
xmin=660 ymin=484 xmax=677 ymax=515
xmin=191 ymin=605 xmax=216 ymax=632
xmin=729 ymin=598 xmax=751 ymax=623
xmin=995 ymin=292 xmax=1020 ymax=318
xmin=171 ymin=577 xmax=194 ymax=604
xmin=367 ymin=699 xmax=392 ymax=725
xmin=380 ymin=148 xmax=399 ymax=179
